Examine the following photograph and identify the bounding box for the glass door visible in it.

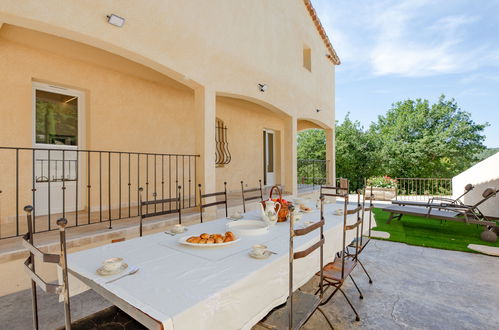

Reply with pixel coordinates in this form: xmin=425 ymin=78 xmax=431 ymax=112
xmin=263 ymin=130 xmax=276 ymax=186
xmin=33 ymin=82 xmax=84 ymax=215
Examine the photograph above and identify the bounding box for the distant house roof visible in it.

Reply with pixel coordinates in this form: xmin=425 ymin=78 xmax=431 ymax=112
xmin=303 ymin=0 xmax=341 ymax=65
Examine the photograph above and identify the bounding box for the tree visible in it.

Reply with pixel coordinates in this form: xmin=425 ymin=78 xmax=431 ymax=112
xmin=297 ymin=95 xmax=488 ymax=189
xmin=297 ymin=129 xmax=327 ymax=185
xmin=336 ymin=115 xmax=379 ymax=190
xmin=297 ymin=129 xmax=326 ymax=160
xmin=370 ymin=95 xmax=488 ymax=178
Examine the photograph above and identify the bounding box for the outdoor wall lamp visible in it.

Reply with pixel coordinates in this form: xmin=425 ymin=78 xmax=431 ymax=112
xmin=107 ymin=14 xmax=125 ymax=27
xmin=258 ymin=83 xmax=268 ymax=92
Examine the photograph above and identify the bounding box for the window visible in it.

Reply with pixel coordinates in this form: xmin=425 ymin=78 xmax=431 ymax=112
xmin=303 ymin=46 xmax=312 ymax=71
xmin=34 ymin=85 xmax=80 ymax=146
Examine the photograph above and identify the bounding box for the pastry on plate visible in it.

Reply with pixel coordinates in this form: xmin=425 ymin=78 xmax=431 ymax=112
xmin=299 ymin=204 xmax=312 ymax=212
xmin=184 ymin=231 xmax=237 ymax=244
xmin=186 ymin=236 xmax=201 ymax=243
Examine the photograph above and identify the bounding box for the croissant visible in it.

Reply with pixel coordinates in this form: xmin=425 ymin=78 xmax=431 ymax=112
xmin=223 ymin=236 xmax=234 ymax=242
xmin=225 ymin=231 xmax=235 ymax=238
xmin=214 ymin=237 xmax=224 ymax=243
xmin=199 ymin=238 xmax=208 ymax=244
xmin=200 ymin=233 xmax=210 ymax=239
xmin=206 ymin=238 xmax=215 ymax=244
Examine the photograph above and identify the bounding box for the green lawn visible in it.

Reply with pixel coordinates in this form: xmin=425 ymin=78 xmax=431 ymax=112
xmin=372 ymin=208 xmax=499 ymax=253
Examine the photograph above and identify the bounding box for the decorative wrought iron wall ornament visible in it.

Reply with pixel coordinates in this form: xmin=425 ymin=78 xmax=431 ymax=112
xmin=215 ymin=118 xmax=231 ymax=166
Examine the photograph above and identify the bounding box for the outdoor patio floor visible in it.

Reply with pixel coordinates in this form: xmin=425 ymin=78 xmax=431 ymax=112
xmin=1 ymin=240 xmax=498 ymax=330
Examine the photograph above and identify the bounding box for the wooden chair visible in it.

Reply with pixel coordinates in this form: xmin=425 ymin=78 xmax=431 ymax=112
xmin=240 ymin=180 xmax=263 ymax=213
xmin=347 ymin=187 xmax=374 ymax=284
xmin=138 ymin=185 xmax=182 ymax=237
xmin=258 ymin=203 xmax=333 ymax=329
xmin=198 ymin=182 xmax=228 ymax=223
xmin=316 ymin=191 xmax=364 ymax=322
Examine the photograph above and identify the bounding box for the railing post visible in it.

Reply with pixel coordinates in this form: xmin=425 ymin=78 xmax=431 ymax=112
xmin=138 ymin=187 xmax=144 ymax=237
xmin=57 ymin=217 xmax=71 ymax=330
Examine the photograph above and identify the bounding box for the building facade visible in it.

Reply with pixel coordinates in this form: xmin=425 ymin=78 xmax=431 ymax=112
xmin=0 ymin=0 xmax=339 ymax=237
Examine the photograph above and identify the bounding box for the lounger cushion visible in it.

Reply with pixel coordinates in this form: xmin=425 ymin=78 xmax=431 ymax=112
xmin=381 ymin=205 xmax=460 ymax=220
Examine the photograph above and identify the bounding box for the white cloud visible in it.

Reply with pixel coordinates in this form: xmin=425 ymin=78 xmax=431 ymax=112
xmin=368 ymin=0 xmax=482 ymax=76
xmin=313 ymin=0 xmax=499 ymax=78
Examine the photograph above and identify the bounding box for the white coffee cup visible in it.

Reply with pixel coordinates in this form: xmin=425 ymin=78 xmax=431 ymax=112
xmin=172 ymin=224 xmax=185 ymax=233
xmin=252 ymin=244 xmax=267 ymax=256
xmin=102 ymin=257 xmax=123 ymax=272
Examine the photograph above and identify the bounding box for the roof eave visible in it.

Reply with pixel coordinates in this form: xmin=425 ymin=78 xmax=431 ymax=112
xmin=303 ymin=0 xmax=341 ymax=65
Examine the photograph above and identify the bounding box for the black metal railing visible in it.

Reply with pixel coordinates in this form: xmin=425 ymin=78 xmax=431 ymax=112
xmin=297 ymin=159 xmax=329 ymax=190
xmin=0 ymin=146 xmax=199 ymax=239
xmin=395 ymin=178 xmax=453 ymax=200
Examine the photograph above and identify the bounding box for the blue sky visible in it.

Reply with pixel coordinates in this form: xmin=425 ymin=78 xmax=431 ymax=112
xmin=312 ymin=0 xmax=499 ymax=147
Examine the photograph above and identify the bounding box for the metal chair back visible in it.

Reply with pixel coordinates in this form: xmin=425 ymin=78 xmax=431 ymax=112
xmin=138 ymin=185 xmax=182 ymax=237
xmin=22 ymin=206 xmax=72 ymax=330
xmin=288 ymin=203 xmax=325 ymax=329
xmin=240 ymin=180 xmax=263 ymax=213
xmin=359 ymin=187 xmax=374 ymax=247
xmin=340 ymin=191 xmax=362 ymax=280
xmin=320 ymin=178 xmax=349 ymax=197
xmin=198 ymin=182 xmax=228 ymax=222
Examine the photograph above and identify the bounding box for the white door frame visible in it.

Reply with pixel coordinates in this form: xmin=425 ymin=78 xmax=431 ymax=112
xmin=263 ymin=129 xmax=276 ymax=186
xmin=32 ymin=82 xmax=85 ymax=215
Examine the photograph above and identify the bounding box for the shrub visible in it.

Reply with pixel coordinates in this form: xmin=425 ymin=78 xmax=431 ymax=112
xmin=367 ymin=176 xmax=397 ymax=189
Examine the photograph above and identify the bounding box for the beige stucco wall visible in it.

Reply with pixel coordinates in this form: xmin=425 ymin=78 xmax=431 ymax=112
xmin=0 ymin=26 xmax=197 ymax=234
xmin=0 ymin=0 xmax=338 ymax=234
xmin=0 ymin=25 xmax=195 ymax=152
xmin=215 ymin=97 xmax=285 ymax=192
xmin=0 ymin=0 xmax=335 ymax=128
xmin=452 ymin=152 xmax=499 ymax=217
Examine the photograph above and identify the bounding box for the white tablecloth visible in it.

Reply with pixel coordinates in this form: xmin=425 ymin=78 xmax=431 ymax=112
xmin=66 ymin=202 xmax=370 ymax=329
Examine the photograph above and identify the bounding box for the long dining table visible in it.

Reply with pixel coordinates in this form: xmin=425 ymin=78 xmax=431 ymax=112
xmin=65 ymin=201 xmax=370 ymax=329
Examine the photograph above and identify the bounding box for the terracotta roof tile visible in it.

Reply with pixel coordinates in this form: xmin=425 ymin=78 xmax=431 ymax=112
xmin=303 ymin=0 xmax=341 ymax=65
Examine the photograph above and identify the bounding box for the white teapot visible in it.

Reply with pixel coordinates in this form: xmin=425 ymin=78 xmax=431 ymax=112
xmin=260 ymin=200 xmax=281 ymax=226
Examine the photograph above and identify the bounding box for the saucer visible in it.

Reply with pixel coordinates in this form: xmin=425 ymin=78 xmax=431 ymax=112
xmin=96 ymin=263 xmax=128 ymax=276
xmin=249 ymin=250 xmax=272 ymax=259
xmin=228 ymin=214 xmax=244 ymax=220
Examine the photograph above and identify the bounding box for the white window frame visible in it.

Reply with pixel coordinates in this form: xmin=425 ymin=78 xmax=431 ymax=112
xmin=32 ymin=82 xmax=85 ymax=150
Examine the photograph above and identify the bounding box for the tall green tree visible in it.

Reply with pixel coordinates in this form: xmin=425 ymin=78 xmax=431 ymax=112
xmin=297 ymin=95 xmax=488 ymax=189
xmin=370 ymin=95 xmax=488 ymax=178
xmin=336 ymin=115 xmax=379 ymax=189
xmin=297 ymin=129 xmax=326 ymax=160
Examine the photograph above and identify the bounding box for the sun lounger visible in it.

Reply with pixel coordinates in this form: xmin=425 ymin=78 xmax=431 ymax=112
xmin=392 ymin=184 xmax=474 ymax=208
xmin=382 ymin=188 xmax=498 ymax=242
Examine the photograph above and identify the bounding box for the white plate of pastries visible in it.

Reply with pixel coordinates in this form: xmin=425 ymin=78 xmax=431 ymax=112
xmin=178 ymin=231 xmax=240 ymax=247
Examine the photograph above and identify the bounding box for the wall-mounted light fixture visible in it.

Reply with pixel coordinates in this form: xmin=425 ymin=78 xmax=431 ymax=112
xmin=316 ymin=108 xmax=321 ymax=113
xmin=257 ymin=83 xmax=268 ymax=92
xmin=107 ymin=14 xmax=125 ymax=27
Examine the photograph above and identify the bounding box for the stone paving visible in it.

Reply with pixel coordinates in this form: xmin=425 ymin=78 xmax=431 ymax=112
xmin=1 ymin=240 xmax=498 ymax=329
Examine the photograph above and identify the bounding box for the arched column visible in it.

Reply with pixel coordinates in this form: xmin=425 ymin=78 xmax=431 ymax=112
xmin=284 ymin=116 xmax=298 ymax=195
xmin=326 ymin=128 xmax=336 ymax=185
xmin=195 ymin=86 xmax=216 ymax=199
